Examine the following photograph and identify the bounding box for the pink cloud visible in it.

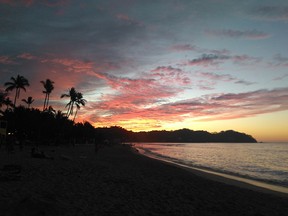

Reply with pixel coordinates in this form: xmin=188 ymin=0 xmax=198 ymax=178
xmin=115 ymin=13 xmax=143 ymax=26
xmin=17 ymin=53 xmax=38 ymax=60
xmin=86 ymin=87 xmax=288 ymax=129
xmin=40 ymin=57 xmax=95 ymax=74
xmin=116 ymin=14 xmax=131 ymax=21
xmin=83 ymin=69 xmax=187 ymax=127
xmin=94 ymin=72 xmax=179 ymax=99
xmin=0 ymin=55 xmax=15 ymax=64
xmin=166 ymin=88 xmax=288 ymax=120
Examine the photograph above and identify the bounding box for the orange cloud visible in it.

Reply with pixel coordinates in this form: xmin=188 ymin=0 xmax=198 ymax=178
xmin=84 ymin=87 xmax=288 ymax=131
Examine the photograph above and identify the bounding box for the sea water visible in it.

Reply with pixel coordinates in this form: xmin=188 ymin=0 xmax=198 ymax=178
xmin=135 ymin=142 xmax=288 ymax=190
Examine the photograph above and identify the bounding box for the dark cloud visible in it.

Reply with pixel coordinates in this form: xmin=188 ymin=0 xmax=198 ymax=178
xmin=151 ymin=66 xmax=191 ymax=85
xmin=184 ymin=54 xmax=229 ymax=67
xmin=273 ymin=74 xmax=288 ymax=81
xmin=171 ymin=44 xmax=200 ymax=52
xmin=196 ymin=72 xmax=255 ymax=87
xmin=250 ymin=6 xmax=288 ymax=21
xmin=273 ymin=54 xmax=288 ymax=65
xmin=206 ymin=29 xmax=271 ymax=39
xmin=183 ymin=53 xmax=261 ymax=67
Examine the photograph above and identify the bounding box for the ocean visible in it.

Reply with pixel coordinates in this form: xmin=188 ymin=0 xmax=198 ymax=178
xmin=134 ymin=142 xmax=288 ymax=193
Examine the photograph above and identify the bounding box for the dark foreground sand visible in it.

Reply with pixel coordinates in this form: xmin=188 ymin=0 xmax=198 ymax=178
xmin=0 ymin=144 xmax=287 ymax=216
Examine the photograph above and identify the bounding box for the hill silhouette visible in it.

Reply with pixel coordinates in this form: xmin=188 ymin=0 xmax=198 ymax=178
xmin=98 ymin=127 xmax=257 ymax=143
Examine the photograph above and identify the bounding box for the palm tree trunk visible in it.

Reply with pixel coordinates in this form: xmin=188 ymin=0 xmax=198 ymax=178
xmin=73 ymin=108 xmax=78 ymax=122
xmin=68 ymin=101 xmax=74 ymax=118
xmin=46 ymin=93 xmax=50 ymax=109
xmin=13 ymin=93 xmax=17 ymax=107
xmin=66 ymin=102 xmax=71 ymax=117
xmin=43 ymin=94 xmax=47 ymax=110
xmin=13 ymin=88 xmax=19 ymax=107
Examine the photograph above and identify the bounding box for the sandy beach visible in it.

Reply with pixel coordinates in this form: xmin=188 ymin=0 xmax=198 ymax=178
xmin=0 ymin=144 xmax=287 ymax=216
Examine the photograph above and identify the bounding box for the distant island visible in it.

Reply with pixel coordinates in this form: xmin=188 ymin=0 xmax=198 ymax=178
xmin=95 ymin=127 xmax=257 ymax=143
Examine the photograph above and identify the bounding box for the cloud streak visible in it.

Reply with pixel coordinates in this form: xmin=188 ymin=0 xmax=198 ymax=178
xmin=86 ymin=87 xmax=288 ymax=130
xmin=183 ymin=53 xmax=261 ymax=67
xmin=196 ymin=72 xmax=255 ymax=86
xmin=250 ymin=6 xmax=288 ymax=21
xmin=206 ymin=29 xmax=271 ymax=39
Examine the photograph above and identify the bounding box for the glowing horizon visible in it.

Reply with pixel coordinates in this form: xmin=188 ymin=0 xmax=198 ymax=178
xmin=0 ymin=0 xmax=288 ymax=142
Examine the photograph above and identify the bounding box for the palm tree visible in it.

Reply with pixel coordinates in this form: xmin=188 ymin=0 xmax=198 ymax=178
xmin=3 ymin=97 xmax=13 ymax=111
xmin=0 ymin=90 xmax=7 ymax=109
xmin=61 ymin=87 xmax=77 ymax=118
xmin=41 ymin=79 xmax=54 ymax=110
xmin=55 ymin=110 xmax=66 ymax=120
xmin=44 ymin=105 xmax=56 ymax=115
xmin=72 ymin=92 xmax=87 ymax=122
xmin=22 ymin=96 xmax=34 ymax=108
xmin=4 ymin=75 xmax=30 ymax=107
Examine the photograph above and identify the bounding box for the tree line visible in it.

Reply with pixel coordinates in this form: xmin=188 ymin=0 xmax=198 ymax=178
xmin=1 ymin=74 xmax=86 ymax=121
xmin=0 ymin=74 xmax=91 ymax=146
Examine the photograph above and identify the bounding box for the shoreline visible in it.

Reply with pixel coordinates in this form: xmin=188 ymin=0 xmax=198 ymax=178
xmin=135 ymin=147 xmax=288 ymax=198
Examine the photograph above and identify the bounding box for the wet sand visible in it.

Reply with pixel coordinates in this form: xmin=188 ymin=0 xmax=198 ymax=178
xmin=0 ymin=144 xmax=287 ymax=216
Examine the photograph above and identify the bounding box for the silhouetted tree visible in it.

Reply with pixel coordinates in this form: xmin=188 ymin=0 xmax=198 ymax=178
xmin=73 ymin=92 xmax=87 ymax=122
xmin=55 ymin=110 xmax=66 ymax=121
xmin=4 ymin=75 xmax=29 ymax=107
xmin=43 ymin=105 xmax=56 ymax=115
xmin=41 ymin=79 xmax=54 ymax=110
xmin=0 ymin=90 xmax=7 ymax=109
xmin=3 ymin=97 xmax=13 ymax=111
xmin=22 ymin=96 xmax=34 ymax=108
xmin=61 ymin=87 xmax=77 ymax=118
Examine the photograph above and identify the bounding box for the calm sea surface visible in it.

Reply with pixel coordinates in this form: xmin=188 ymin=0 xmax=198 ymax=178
xmin=135 ymin=142 xmax=288 ymax=189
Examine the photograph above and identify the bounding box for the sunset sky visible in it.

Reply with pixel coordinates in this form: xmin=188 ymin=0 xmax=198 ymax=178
xmin=0 ymin=0 xmax=288 ymax=142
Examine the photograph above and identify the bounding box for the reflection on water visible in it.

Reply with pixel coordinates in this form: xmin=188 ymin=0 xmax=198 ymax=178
xmin=135 ymin=143 xmax=288 ymax=188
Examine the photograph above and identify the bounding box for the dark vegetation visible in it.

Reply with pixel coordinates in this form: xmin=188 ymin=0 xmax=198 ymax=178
xmin=133 ymin=129 xmax=257 ymax=143
xmin=0 ymin=74 xmax=257 ymax=147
